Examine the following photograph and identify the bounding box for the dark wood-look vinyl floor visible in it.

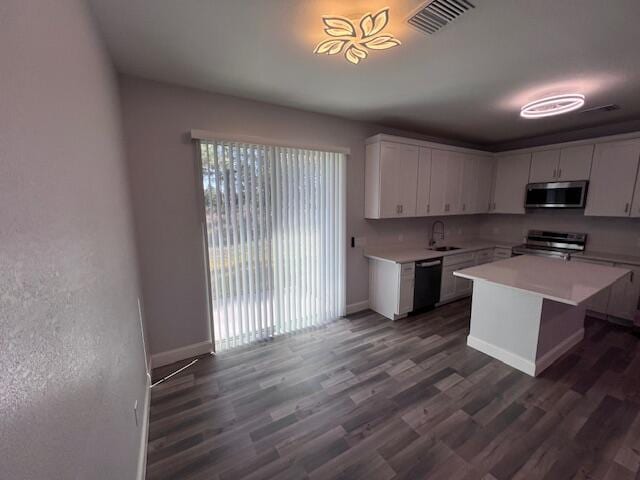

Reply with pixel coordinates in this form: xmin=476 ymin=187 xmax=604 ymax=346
xmin=146 ymin=299 xmax=640 ymax=480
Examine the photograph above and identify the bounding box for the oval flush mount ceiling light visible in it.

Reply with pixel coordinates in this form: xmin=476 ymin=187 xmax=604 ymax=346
xmin=313 ymin=8 xmax=401 ymax=65
xmin=520 ymin=94 xmax=586 ymax=119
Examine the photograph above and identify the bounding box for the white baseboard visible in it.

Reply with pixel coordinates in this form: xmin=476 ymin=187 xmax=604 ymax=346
xmin=467 ymin=335 xmax=537 ymax=376
xmin=151 ymin=340 xmax=213 ymax=368
xmin=346 ymin=300 xmax=369 ymax=315
xmin=136 ymin=373 xmax=151 ymax=480
xmin=534 ymin=328 xmax=584 ymax=376
xmin=468 ymin=328 xmax=585 ymax=377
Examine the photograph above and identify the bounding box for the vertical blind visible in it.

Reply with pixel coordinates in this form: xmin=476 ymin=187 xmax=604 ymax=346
xmin=200 ymin=140 xmax=346 ymax=351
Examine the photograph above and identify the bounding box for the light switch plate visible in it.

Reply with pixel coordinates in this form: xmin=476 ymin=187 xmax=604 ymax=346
xmin=354 ymin=236 xmax=367 ymax=248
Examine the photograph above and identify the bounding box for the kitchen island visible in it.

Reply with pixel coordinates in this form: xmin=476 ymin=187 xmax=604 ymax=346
xmin=454 ymin=255 xmax=630 ymax=376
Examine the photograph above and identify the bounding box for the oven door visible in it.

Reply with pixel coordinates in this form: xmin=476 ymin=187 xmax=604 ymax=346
xmin=525 ymin=181 xmax=588 ymax=208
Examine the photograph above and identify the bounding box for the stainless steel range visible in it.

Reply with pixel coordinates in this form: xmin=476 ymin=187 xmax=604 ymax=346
xmin=512 ymin=230 xmax=587 ymax=260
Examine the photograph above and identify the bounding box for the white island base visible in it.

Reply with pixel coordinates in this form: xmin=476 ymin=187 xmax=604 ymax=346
xmin=455 ymin=255 xmax=630 ymax=377
xmin=466 ymin=280 xmax=586 ymax=376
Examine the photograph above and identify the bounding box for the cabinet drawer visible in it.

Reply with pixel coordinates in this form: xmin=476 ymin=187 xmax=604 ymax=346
xmin=443 ymin=252 xmax=475 ymax=266
xmin=475 ymin=249 xmax=493 ymax=264
xmin=494 ymin=247 xmax=512 ymax=259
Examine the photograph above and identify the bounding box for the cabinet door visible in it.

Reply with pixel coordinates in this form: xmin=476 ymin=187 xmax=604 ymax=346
xmin=571 ymin=257 xmax=612 ymax=314
xmin=631 ymin=159 xmax=640 ymax=218
xmin=445 ymin=152 xmax=464 ymax=215
xmin=585 ymin=140 xmax=640 ymax=217
xmin=379 ymin=142 xmax=420 ymax=218
xmin=453 ymin=261 xmax=475 ymax=296
xmin=416 ymin=147 xmax=432 ymax=216
xmin=529 ymin=150 xmax=560 ymax=183
xmin=398 ymin=275 xmax=414 ymax=314
xmin=440 ymin=265 xmax=456 ymax=301
xmin=461 ymin=154 xmax=478 ymax=214
xmin=558 ymin=144 xmax=594 ymax=180
xmin=608 ymin=265 xmax=640 ymax=321
xmin=492 ymin=153 xmax=531 ymax=214
xmin=429 ymin=150 xmax=449 ymax=216
xmin=475 ymin=156 xmax=494 ymax=214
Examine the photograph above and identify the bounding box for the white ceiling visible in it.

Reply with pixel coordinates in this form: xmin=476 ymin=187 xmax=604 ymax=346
xmin=88 ymin=0 xmax=640 ymax=147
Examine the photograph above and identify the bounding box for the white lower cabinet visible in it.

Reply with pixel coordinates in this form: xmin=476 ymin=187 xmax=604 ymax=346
xmin=571 ymin=257 xmax=640 ymax=322
xmin=440 ymin=252 xmax=475 ymax=303
xmin=474 ymin=248 xmax=494 ymax=265
xmin=369 ymin=259 xmax=414 ymax=320
xmin=493 ymin=247 xmax=513 ymax=260
xmin=607 ymin=264 xmax=640 ymax=321
xmin=398 ymin=264 xmax=415 ymax=315
xmin=570 ymin=258 xmax=612 ymax=315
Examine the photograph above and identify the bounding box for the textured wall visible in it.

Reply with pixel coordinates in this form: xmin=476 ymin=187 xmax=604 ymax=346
xmin=1 ymin=1 xmax=148 ymax=478
xmin=118 ymin=76 xmax=481 ymax=356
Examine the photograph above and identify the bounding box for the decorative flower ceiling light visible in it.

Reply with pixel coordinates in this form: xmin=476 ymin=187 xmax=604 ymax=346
xmin=313 ymin=8 xmax=401 ymax=65
xmin=520 ymin=94 xmax=586 ymax=119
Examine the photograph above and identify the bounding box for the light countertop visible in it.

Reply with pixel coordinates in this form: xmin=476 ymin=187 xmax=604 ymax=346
xmin=363 ymin=240 xmax=516 ymax=264
xmin=573 ymin=250 xmax=640 ymax=267
xmin=453 ymin=255 xmax=630 ymax=306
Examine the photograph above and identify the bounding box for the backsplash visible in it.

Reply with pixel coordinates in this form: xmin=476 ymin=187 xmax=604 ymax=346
xmin=362 ymin=210 xmax=640 ymax=256
xmin=479 ymin=210 xmax=640 ymax=255
xmin=363 ymin=215 xmax=483 ymax=248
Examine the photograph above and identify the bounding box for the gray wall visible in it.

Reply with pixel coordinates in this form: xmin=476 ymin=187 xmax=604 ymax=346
xmin=119 ymin=76 xmax=482 ymax=356
xmin=1 ymin=1 xmax=148 ymax=478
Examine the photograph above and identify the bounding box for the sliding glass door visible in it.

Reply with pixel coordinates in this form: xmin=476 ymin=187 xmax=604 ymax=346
xmin=200 ymin=140 xmax=346 ymax=351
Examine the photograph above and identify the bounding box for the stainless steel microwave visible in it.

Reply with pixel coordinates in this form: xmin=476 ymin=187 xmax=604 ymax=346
xmin=525 ymin=180 xmax=588 ymax=209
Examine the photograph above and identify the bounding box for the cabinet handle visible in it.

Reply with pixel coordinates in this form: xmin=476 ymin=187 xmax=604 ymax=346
xmin=445 ymin=203 xmax=450 ymax=212
xmin=427 ymin=204 xmax=430 ymax=213
xmin=553 ymin=168 xmax=557 ymax=178
xmin=625 ymin=203 xmax=630 ymax=213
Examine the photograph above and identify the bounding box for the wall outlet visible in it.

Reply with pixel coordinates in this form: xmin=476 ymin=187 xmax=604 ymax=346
xmin=134 ymin=400 xmax=139 ymax=427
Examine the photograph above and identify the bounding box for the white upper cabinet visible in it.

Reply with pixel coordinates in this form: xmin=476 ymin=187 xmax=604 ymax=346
xmin=461 ymin=154 xmax=493 ymax=214
xmin=491 ymin=153 xmax=531 ymax=214
xmin=631 ymin=159 xmax=640 ymax=218
xmin=475 ymin=156 xmax=495 ymax=214
xmin=430 ymin=149 xmax=463 ymax=215
xmin=416 ymin=147 xmax=432 ymax=216
xmin=558 ymin=144 xmax=594 ymax=180
xmin=585 ymin=139 xmax=640 ymax=217
xmin=444 ymin=152 xmax=464 ymax=214
xmin=365 ymin=141 xmax=419 ymax=218
xmin=529 ymin=150 xmax=561 ymax=183
xmin=529 ymin=145 xmax=593 ymax=183
xmin=461 ymin=154 xmax=478 ymax=214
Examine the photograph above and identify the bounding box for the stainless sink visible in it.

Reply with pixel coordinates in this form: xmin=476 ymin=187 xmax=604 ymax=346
xmin=430 ymin=246 xmax=462 ymax=252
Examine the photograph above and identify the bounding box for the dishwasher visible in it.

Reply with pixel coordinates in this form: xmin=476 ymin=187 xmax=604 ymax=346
xmin=413 ymin=259 xmax=442 ymax=311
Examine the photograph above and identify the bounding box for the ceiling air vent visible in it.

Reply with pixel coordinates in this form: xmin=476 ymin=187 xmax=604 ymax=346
xmin=580 ymin=104 xmax=620 ymax=114
xmin=408 ymin=0 xmax=475 ymax=35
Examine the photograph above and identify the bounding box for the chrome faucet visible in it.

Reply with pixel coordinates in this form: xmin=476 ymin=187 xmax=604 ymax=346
xmin=429 ymin=220 xmax=445 ymax=247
